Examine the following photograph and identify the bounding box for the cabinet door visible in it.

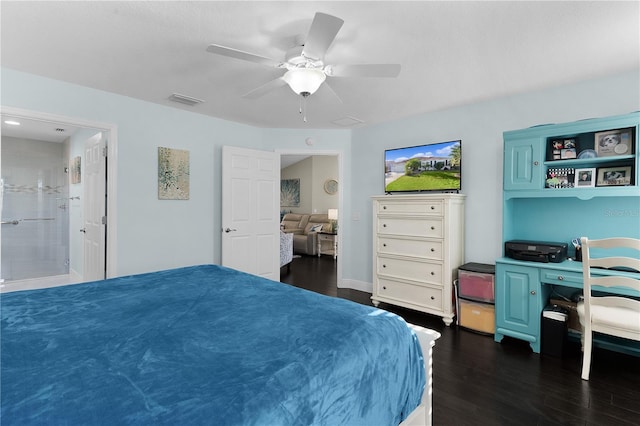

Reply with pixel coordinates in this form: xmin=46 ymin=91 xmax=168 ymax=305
xmin=504 ymin=138 xmax=543 ymax=190
xmin=495 ymin=263 xmax=540 ymax=337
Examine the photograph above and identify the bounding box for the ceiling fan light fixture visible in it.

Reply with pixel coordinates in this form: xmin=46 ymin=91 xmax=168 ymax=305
xmin=283 ymin=68 xmax=326 ymax=96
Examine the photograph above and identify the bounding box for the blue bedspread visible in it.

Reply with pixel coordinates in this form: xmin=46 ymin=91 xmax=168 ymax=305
xmin=1 ymin=265 xmax=424 ymax=425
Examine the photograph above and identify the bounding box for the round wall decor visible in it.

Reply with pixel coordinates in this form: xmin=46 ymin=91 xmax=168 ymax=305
xmin=324 ymin=179 xmax=338 ymax=195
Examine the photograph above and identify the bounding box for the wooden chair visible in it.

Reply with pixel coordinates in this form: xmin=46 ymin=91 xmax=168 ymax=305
xmin=577 ymin=237 xmax=640 ymax=380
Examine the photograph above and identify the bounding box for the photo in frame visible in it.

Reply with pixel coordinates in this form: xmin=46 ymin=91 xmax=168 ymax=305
xmin=596 ymin=166 xmax=632 ymax=187
xmin=575 ymin=168 xmax=596 ymax=188
xmin=594 ymin=129 xmax=633 ymax=157
xmin=549 ymin=138 xmax=577 ymax=160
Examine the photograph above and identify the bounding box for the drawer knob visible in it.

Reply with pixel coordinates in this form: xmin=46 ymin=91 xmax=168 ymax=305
xmin=430 ymin=248 xmax=435 ymax=252
xmin=430 ymin=296 xmax=435 ymax=300
xmin=382 ymin=264 xmax=386 ymax=268
xmin=383 ymin=224 xmax=387 ymax=227
xmin=534 ymin=161 xmax=539 ymax=166
xmin=430 ymin=206 xmax=435 ymax=210
xmin=430 ymin=226 xmax=435 ymax=230
xmin=430 ymin=272 xmax=435 ymax=276
xmin=557 ymin=276 xmax=564 ymax=281
xmin=383 ymin=206 xmax=387 ymax=209
xmin=530 ymin=290 xmax=537 ymax=295
xmin=383 ymin=286 xmax=387 ymax=290
xmin=383 ymin=243 xmax=387 ymax=247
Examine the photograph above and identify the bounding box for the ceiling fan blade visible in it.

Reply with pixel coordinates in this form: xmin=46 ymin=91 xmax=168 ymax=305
xmin=322 ymin=81 xmax=343 ymax=104
xmin=301 ymin=12 xmax=344 ymax=61
xmin=242 ymin=77 xmax=288 ymax=99
xmin=206 ymin=44 xmax=281 ymax=67
xmin=326 ymin=64 xmax=401 ymax=78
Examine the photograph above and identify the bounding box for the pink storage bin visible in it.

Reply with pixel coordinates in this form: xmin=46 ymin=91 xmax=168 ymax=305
xmin=458 ymin=266 xmax=495 ymax=303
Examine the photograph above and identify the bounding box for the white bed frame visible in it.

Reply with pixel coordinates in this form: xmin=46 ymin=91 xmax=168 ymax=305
xmin=400 ymin=324 xmax=441 ymax=426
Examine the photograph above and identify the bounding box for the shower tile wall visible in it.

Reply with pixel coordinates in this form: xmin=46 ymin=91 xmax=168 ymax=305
xmin=1 ymin=137 xmax=69 ymax=281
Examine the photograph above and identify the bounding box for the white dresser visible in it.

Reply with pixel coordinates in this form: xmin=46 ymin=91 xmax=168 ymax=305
xmin=371 ymin=194 xmax=465 ymax=325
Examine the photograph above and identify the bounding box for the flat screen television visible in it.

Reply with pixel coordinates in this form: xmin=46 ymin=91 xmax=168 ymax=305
xmin=384 ymin=140 xmax=461 ymax=193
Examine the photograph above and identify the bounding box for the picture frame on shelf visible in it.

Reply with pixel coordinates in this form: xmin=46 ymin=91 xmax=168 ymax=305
xmin=575 ymin=168 xmax=596 ymax=188
xmin=596 ymin=166 xmax=632 ymax=187
xmin=594 ymin=128 xmax=633 ymax=157
xmin=549 ymin=138 xmax=577 ymax=160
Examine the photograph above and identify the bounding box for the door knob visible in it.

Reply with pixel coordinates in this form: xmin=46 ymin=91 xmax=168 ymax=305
xmin=224 ymin=228 xmax=237 ymax=233
xmin=80 ymin=228 xmax=86 ymax=233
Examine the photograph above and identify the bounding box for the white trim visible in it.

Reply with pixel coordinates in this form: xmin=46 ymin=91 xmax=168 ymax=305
xmin=340 ymin=278 xmax=373 ymax=293
xmin=0 ymin=106 xmax=118 ymax=278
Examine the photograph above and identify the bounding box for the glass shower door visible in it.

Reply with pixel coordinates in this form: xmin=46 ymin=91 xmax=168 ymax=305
xmin=1 ymin=138 xmax=69 ymax=282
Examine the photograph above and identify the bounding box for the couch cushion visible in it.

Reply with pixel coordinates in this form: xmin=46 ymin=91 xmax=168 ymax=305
xmin=281 ymin=213 xmax=308 ymax=231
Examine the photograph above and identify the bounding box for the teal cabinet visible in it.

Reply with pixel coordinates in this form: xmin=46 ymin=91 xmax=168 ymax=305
xmin=495 ymin=262 xmax=548 ymax=353
xmin=498 ymin=111 xmax=639 ymax=353
xmin=503 ymin=137 xmax=543 ymax=191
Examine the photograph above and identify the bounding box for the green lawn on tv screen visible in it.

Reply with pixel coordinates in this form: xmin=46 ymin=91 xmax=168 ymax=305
xmin=386 ymin=171 xmax=460 ymax=191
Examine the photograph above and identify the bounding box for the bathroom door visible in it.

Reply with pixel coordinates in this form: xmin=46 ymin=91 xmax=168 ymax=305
xmin=1 ymin=137 xmax=70 ymax=281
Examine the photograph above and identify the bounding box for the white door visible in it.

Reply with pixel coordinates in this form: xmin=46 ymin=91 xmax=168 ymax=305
xmin=83 ymin=133 xmax=106 ymax=281
xmin=221 ymin=146 xmax=279 ymax=279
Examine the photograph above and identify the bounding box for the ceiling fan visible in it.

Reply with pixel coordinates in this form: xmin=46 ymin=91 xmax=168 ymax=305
xmin=206 ymin=12 xmax=401 ymax=102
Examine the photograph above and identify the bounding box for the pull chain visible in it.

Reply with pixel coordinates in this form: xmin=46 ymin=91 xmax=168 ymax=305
xmin=299 ymin=92 xmax=310 ymax=122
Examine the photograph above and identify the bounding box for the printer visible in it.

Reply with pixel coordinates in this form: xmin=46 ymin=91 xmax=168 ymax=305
xmin=505 ymin=240 xmax=568 ymax=263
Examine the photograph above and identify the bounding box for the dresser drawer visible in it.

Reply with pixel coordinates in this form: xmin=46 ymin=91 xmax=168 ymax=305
xmin=540 ymin=268 xmax=583 ymax=288
xmin=377 ymin=277 xmax=443 ymax=310
xmin=377 ymin=217 xmax=443 ymax=238
xmin=377 ymin=200 xmax=443 ymax=215
xmin=377 ymin=256 xmax=443 ymax=285
xmin=377 ymin=236 xmax=443 ymax=260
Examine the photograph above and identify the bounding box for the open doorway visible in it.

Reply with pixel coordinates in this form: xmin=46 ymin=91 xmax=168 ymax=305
xmin=0 ymin=108 xmax=117 ymax=291
xmin=279 ymin=152 xmax=341 ymax=291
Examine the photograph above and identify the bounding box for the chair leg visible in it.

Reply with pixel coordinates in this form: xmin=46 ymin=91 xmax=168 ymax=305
xmin=581 ymin=331 xmax=592 ymax=381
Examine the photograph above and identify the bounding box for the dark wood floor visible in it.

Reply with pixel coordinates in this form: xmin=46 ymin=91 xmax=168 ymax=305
xmin=281 ymin=255 xmax=640 ymax=426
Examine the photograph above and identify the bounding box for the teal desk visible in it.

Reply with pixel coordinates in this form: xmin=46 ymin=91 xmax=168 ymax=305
xmin=494 ymin=257 xmax=640 ymax=355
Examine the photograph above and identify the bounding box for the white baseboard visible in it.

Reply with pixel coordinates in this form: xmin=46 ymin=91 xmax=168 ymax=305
xmin=339 ymin=278 xmax=372 ymax=293
xmin=70 ymin=268 xmax=83 ymax=282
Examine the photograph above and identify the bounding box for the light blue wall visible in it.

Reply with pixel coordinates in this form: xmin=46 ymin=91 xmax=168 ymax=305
xmin=2 ymin=68 xmax=265 ymax=276
xmin=2 ymin=67 xmax=638 ymax=285
xmin=348 ymin=70 xmax=640 ymax=284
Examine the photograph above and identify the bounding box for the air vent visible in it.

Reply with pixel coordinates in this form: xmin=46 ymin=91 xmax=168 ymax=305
xmin=331 ymin=116 xmax=364 ymax=127
xmin=168 ymin=93 xmax=205 ymax=106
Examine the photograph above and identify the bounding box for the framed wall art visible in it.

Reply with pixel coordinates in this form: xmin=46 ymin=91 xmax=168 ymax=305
xmin=70 ymin=156 xmax=81 ymax=184
xmin=280 ymin=178 xmax=300 ymax=207
xmin=158 ymin=147 xmax=190 ymax=200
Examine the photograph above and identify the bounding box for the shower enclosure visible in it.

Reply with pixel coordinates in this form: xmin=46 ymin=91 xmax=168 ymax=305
xmin=1 ymin=137 xmax=70 ymax=282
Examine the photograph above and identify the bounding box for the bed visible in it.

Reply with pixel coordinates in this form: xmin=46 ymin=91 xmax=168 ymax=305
xmin=1 ymin=265 xmax=439 ymax=425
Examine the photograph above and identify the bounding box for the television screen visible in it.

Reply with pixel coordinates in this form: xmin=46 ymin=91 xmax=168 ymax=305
xmin=384 ymin=140 xmax=461 ymax=193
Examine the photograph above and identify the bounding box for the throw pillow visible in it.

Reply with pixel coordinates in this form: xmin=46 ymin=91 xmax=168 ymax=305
xmin=310 ymin=224 xmax=324 ymax=232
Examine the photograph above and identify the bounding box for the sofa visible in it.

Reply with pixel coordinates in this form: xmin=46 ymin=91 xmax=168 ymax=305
xmin=281 ymin=213 xmax=332 ymax=256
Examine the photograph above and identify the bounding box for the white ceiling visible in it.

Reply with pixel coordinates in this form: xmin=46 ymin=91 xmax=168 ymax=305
xmin=1 ymin=1 xmax=639 ymax=132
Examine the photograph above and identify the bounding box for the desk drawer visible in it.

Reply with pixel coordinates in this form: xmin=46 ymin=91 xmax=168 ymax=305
xmin=541 ymin=269 xmax=582 ymax=288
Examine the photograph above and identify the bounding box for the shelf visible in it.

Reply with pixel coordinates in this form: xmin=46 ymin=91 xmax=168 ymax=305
xmin=504 ymin=185 xmax=639 ymax=200
xmin=543 ymin=154 xmax=635 ymax=168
